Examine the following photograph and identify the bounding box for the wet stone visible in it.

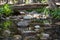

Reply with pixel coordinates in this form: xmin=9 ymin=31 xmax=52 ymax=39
xmin=23 ymin=15 xmax=33 ymax=19
xmin=17 ymin=21 xmax=29 ymax=27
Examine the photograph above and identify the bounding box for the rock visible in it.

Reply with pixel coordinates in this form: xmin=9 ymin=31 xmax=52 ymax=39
xmin=34 ymin=25 xmax=40 ymax=29
xmin=23 ymin=15 xmax=33 ymax=19
xmin=55 ymin=22 xmax=60 ymax=25
xmin=10 ymin=16 xmax=17 ymax=19
xmin=23 ymin=20 xmax=31 ymax=23
xmin=9 ymin=15 xmax=23 ymax=21
xmin=44 ymin=23 xmax=50 ymax=25
xmin=6 ymin=17 xmax=10 ymax=20
xmin=34 ymin=29 xmax=40 ymax=31
xmin=33 ymin=14 xmax=40 ymax=19
xmin=0 ymin=16 xmax=5 ymax=21
xmin=24 ymin=36 xmax=36 ymax=40
xmin=46 ymin=6 xmax=50 ymax=9
xmin=40 ymin=14 xmax=47 ymax=19
xmin=22 ymin=31 xmax=36 ymax=33
xmin=17 ymin=21 xmax=29 ymax=27
xmin=13 ymin=35 xmax=22 ymax=40
xmin=3 ymin=30 xmax=11 ymax=37
xmin=19 ymin=10 xmax=29 ymax=15
xmin=17 ymin=15 xmax=23 ymax=19
xmin=40 ymin=33 xmax=49 ymax=40
xmin=22 ymin=30 xmax=36 ymax=36
xmin=42 ymin=33 xmax=49 ymax=38
xmin=20 ymin=11 xmax=25 ymax=15
xmin=29 ymin=11 xmax=38 ymax=14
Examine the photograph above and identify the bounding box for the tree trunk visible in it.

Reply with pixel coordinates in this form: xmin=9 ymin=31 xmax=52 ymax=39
xmin=48 ymin=0 xmax=57 ymax=9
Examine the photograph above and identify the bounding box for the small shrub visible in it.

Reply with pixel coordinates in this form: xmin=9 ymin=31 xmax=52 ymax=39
xmin=1 ymin=20 xmax=12 ymax=30
xmin=0 ymin=4 xmax=13 ymax=16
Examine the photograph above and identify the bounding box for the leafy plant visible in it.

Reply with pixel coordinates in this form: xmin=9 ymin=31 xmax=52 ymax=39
xmin=43 ymin=7 xmax=50 ymax=15
xmin=25 ymin=0 xmax=29 ymax=4
xmin=0 ymin=7 xmax=4 ymax=15
xmin=41 ymin=0 xmax=47 ymax=3
xmin=43 ymin=7 xmax=60 ymax=20
xmin=1 ymin=20 xmax=12 ymax=30
xmin=26 ymin=7 xmax=46 ymax=13
xmin=43 ymin=20 xmax=50 ymax=24
xmin=0 ymin=4 xmax=13 ymax=16
xmin=50 ymin=8 xmax=60 ymax=20
xmin=32 ymin=19 xmax=43 ymax=24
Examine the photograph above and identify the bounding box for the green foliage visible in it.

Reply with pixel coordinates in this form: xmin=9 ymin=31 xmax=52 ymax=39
xmin=25 ymin=0 xmax=29 ymax=4
xmin=32 ymin=19 xmax=43 ymax=24
xmin=50 ymin=8 xmax=60 ymax=19
xmin=34 ymin=7 xmax=45 ymax=13
xmin=41 ymin=0 xmax=47 ymax=3
xmin=43 ymin=7 xmax=60 ymax=20
xmin=44 ymin=7 xmax=50 ymax=15
xmin=26 ymin=7 xmax=60 ymax=20
xmin=3 ymin=4 xmax=13 ymax=16
xmin=1 ymin=20 xmax=12 ymax=30
xmin=26 ymin=7 xmax=46 ymax=13
xmin=43 ymin=20 xmax=50 ymax=24
xmin=0 ymin=4 xmax=13 ymax=16
xmin=0 ymin=7 xmax=4 ymax=15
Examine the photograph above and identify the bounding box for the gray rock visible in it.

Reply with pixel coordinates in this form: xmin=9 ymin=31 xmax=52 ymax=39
xmin=17 ymin=21 xmax=29 ymax=27
xmin=6 ymin=17 xmax=10 ymax=20
xmin=9 ymin=15 xmax=22 ymax=21
xmin=22 ymin=30 xmax=36 ymax=36
xmin=22 ymin=30 xmax=36 ymax=33
xmin=42 ymin=33 xmax=49 ymax=38
xmin=23 ymin=15 xmax=33 ymax=19
xmin=10 ymin=16 xmax=17 ymax=19
xmin=3 ymin=30 xmax=11 ymax=37
xmin=19 ymin=10 xmax=28 ymax=15
xmin=29 ymin=11 xmax=38 ymax=14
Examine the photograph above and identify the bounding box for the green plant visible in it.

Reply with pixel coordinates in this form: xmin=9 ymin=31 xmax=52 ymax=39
xmin=26 ymin=7 xmax=46 ymax=13
xmin=43 ymin=20 xmax=50 ymax=24
xmin=0 ymin=4 xmax=13 ymax=16
xmin=25 ymin=0 xmax=29 ymax=4
xmin=0 ymin=20 xmax=12 ymax=36
xmin=41 ymin=0 xmax=47 ymax=3
xmin=50 ymin=8 xmax=60 ymax=20
xmin=32 ymin=19 xmax=43 ymax=24
xmin=43 ymin=7 xmax=50 ymax=15
xmin=43 ymin=7 xmax=60 ymax=20
xmin=2 ymin=20 xmax=12 ymax=30
xmin=0 ymin=7 xmax=4 ymax=15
